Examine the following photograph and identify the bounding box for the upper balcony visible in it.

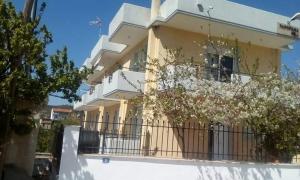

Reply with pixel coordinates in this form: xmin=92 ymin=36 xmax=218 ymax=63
xmin=86 ymin=65 xmax=104 ymax=85
xmin=103 ymin=70 xmax=145 ymax=99
xmin=82 ymin=58 xmax=92 ymax=69
xmin=86 ymin=84 xmax=120 ymax=107
xmin=158 ymin=0 xmax=300 ymax=50
xmin=73 ymin=94 xmax=98 ymax=111
xmin=90 ymin=35 xmax=126 ymax=67
xmin=109 ymin=4 xmax=150 ymax=47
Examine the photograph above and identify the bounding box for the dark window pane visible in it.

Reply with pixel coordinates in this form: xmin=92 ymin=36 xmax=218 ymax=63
xmin=220 ymin=56 xmax=233 ymax=82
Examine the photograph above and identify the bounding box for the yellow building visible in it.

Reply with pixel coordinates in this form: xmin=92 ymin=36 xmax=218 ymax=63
xmin=74 ymin=0 xmax=299 ymax=161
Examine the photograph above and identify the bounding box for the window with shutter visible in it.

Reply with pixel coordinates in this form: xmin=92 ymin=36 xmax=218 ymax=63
xmin=205 ymin=54 xmax=234 ymax=82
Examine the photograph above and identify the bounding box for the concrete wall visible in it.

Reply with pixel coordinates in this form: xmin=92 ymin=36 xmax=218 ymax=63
xmin=59 ymin=126 xmax=300 ymax=180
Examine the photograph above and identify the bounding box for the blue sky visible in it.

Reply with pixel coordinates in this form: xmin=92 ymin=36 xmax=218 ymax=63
xmin=10 ymin=0 xmax=300 ymax=106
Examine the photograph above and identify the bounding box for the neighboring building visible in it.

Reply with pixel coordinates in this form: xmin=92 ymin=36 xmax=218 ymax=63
xmin=50 ymin=108 xmax=73 ymax=121
xmin=48 ymin=106 xmax=83 ymax=121
xmin=62 ymin=0 xmax=300 ymax=179
xmin=38 ymin=105 xmax=83 ymax=129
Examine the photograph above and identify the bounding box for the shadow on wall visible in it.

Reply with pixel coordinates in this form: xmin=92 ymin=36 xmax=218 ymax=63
xmin=196 ymin=162 xmax=285 ymax=180
xmin=58 ymin=127 xmax=94 ymax=180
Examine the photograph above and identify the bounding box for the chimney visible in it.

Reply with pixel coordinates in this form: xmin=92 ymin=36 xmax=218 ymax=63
xmin=151 ymin=0 xmax=161 ymax=20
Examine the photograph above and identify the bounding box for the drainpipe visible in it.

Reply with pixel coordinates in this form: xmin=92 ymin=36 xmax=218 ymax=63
xmin=151 ymin=0 xmax=161 ymax=21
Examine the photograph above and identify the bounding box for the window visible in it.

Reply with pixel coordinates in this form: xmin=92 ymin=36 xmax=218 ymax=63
xmin=130 ymin=46 xmax=147 ymax=72
xmin=108 ymin=74 xmax=113 ymax=83
xmin=205 ymin=54 xmax=234 ymax=83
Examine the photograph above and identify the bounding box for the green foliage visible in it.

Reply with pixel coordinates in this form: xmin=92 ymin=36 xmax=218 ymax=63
xmin=52 ymin=119 xmax=80 ymax=128
xmin=36 ymin=128 xmax=53 ymax=152
xmin=238 ymin=73 xmax=300 ymax=161
xmin=0 ymin=1 xmax=91 ymax=140
xmin=36 ymin=119 xmax=80 ymax=153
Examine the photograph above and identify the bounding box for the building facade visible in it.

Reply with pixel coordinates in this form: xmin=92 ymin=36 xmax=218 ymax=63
xmin=72 ymin=0 xmax=299 ymax=165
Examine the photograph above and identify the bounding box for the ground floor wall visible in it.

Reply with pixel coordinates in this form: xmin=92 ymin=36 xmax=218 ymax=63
xmin=59 ymin=126 xmax=300 ymax=180
xmin=84 ymin=109 xmax=101 ymax=131
xmin=83 ymin=100 xmax=139 ymax=133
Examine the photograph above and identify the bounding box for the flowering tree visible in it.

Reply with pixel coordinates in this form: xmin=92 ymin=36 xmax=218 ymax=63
xmin=140 ymin=38 xmax=242 ymax=125
xmin=236 ymin=72 xmax=300 ymax=161
xmin=125 ymin=37 xmax=300 ymax=162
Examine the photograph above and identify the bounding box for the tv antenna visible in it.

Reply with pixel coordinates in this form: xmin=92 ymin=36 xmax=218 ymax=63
xmin=89 ymin=17 xmax=102 ymax=37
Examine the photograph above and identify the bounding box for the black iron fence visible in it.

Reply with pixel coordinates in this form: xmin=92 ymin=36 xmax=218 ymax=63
xmin=78 ymin=120 xmax=300 ymax=163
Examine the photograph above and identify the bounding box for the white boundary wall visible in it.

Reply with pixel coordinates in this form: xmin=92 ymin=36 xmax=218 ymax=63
xmin=59 ymin=126 xmax=300 ymax=180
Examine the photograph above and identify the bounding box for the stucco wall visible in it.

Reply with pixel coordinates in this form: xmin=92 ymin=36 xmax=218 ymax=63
xmin=59 ymin=126 xmax=300 ymax=180
xmin=155 ymin=26 xmax=280 ymax=74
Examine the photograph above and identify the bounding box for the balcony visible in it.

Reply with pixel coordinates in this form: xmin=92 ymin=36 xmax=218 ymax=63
xmin=86 ymin=65 xmax=104 ymax=85
xmin=103 ymin=70 xmax=145 ymax=99
xmin=86 ymin=84 xmax=119 ymax=107
xmin=73 ymin=94 xmax=98 ymax=111
xmin=82 ymin=58 xmax=92 ymax=69
xmin=159 ymin=0 xmax=299 ymax=49
xmin=231 ymin=73 xmax=251 ymax=83
xmin=157 ymin=65 xmax=251 ymax=91
xmin=90 ymin=35 xmax=126 ymax=67
xmin=109 ymin=3 xmax=150 ymax=46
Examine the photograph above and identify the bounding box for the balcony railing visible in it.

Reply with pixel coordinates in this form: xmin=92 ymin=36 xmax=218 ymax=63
xmin=158 ymin=65 xmax=251 ymax=91
xmin=78 ymin=120 xmax=300 ymax=164
xmin=89 ymin=35 xmax=126 ymax=66
xmin=109 ymin=3 xmax=150 ymax=36
xmin=102 ymin=70 xmax=145 ymax=99
xmin=73 ymin=94 xmax=88 ymax=111
xmin=86 ymin=84 xmax=105 ymax=104
xmin=85 ymin=84 xmax=119 ymax=107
